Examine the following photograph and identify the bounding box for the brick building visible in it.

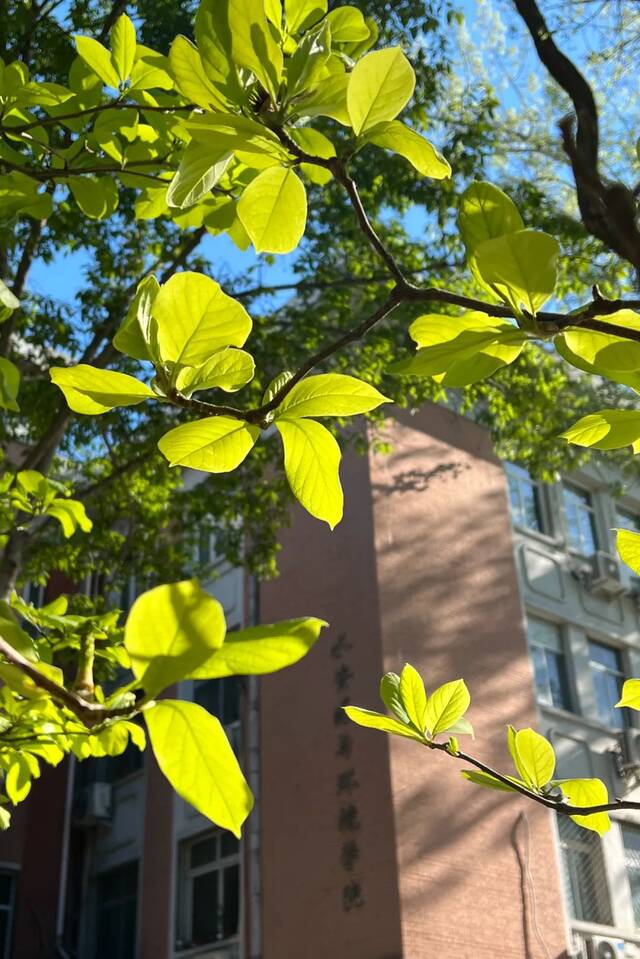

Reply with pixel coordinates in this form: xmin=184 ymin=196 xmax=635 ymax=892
xmin=1 ymin=403 xmax=640 ymax=958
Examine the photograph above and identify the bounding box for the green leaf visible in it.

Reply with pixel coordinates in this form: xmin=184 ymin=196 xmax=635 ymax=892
xmin=326 ymin=6 xmax=369 ymax=42
xmin=125 ymin=579 xmax=226 ymax=695
xmin=391 ymin=313 xmax=525 ymax=386
xmin=46 ymin=498 xmax=93 ymax=538
xmin=346 ymin=47 xmax=415 ymax=136
xmin=616 ymin=529 xmax=640 ymax=579
xmin=616 ymin=678 xmax=640 ymax=710
xmin=238 ymin=167 xmax=307 ymax=255
xmin=111 ymin=14 xmax=136 ymax=83
xmin=262 ymin=370 xmax=293 ymax=406
xmin=554 ymin=778 xmax=611 ymax=834
xmin=0 ymin=358 xmax=20 ymax=412
xmin=424 ymin=679 xmax=470 ymax=736
xmin=399 ymin=663 xmax=427 ymax=734
xmin=554 ymin=330 xmax=640 ymax=391
xmin=561 ymin=409 xmax=640 ymax=451
xmin=0 ymin=615 xmax=38 ymax=662
xmin=472 ymin=230 xmax=559 ymax=316
xmin=67 ymin=176 xmax=119 ymax=220
xmin=5 ymin=754 xmax=36 ymax=804
xmin=188 ymin=617 xmax=327 ymax=679
xmin=223 ymin=0 xmax=284 ymax=100
xmin=508 ymin=727 xmax=555 ymax=789
xmin=167 ymin=144 xmax=232 ymax=210
xmin=461 ymin=770 xmax=521 ymax=792
xmin=0 ymin=279 xmax=19 ymax=322
xmin=276 ymin=417 xmax=343 ymax=529
xmin=561 ymin=314 xmax=640 ymax=372
xmin=379 ymin=672 xmax=410 ymax=724
xmin=175 ymin=348 xmax=255 ymax=396
xmin=344 ymin=706 xmax=425 ymax=741
xmin=112 ymin=275 xmax=160 ymax=363
xmin=50 ymin=365 xmax=154 ymax=415
xmin=152 ymin=272 xmax=252 ymax=367
xmin=458 ymin=181 xmax=524 ymax=254
xmin=285 ymin=0 xmax=326 ymax=33
xmin=365 ymin=120 xmax=450 ymax=179
xmin=75 ymin=36 xmax=120 ymax=87
xmin=168 ymin=36 xmax=227 ymax=110
xmin=158 ymin=416 xmax=259 ymax=472
xmin=145 ymin=699 xmax=253 ymax=836
xmin=275 ymin=373 xmax=389 ymax=419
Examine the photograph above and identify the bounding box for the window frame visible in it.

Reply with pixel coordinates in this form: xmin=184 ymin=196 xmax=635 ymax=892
xmin=561 ymin=481 xmax=601 ymax=556
xmin=175 ymin=830 xmax=242 ymax=954
xmin=93 ymin=859 xmax=139 ymax=959
xmin=505 ymin=463 xmax=547 ymax=535
xmin=526 ymin=615 xmax=573 ymax=713
xmin=613 ymin=504 xmax=640 ymax=583
xmin=587 ymin=639 xmax=629 ymax=730
xmin=621 ymin=821 xmax=640 ymax=928
xmin=556 ymin=815 xmax=613 ymax=926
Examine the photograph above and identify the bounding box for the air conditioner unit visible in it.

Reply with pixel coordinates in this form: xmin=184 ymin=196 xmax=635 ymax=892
xmin=620 ymin=728 xmax=640 ymax=771
xmin=586 ymin=936 xmax=627 ymax=959
xmin=73 ymin=782 xmax=112 ymax=828
xmin=588 ymin=551 xmax=628 ymax=598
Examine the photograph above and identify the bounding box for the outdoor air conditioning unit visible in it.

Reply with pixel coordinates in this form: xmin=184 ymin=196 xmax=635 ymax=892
xmin=587 ymin=550 xmax=628 ymax=598
xmin=73 ymin=782 xmax=112 ymax=828
xmin=586 ymin=936 xmax=627 ymax=959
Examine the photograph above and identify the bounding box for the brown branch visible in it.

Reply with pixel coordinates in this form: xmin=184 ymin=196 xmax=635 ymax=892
xmin=6 ymin=100 xmax=197 ymax=136
xmin=429 ymin=740 xmax=640 ymax=816
xmin=513 ymin=0 xmax=640 ymax=273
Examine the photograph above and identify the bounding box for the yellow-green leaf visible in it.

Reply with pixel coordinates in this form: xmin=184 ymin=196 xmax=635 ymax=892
xmin=424 ymin=679 xmax=470 ymax=736
xmin=366 ymin=120 xmax=450 ymax=179
xmin=275 ymin=373 xmax=389 ymax=419
xmin=158 ymin=416 xmax=259 ymax=472
xmin=152 ymin=272 xmax=252 ymax=367
xmin=145 ymin=699 xmax=253 ymax=837
xmin=616 ymin=678 xmax=640 ymax=710
xmin=125 ymin=579 xmax=225 ymax=695
xmin=458 ymin=181 xmax=524 ymax=254
xmin=561 ymin=410 xmax=640 ymax=451
xmin=555 ymin=778 xmax=611 ymax=835
xmin=472 ymin=229 xmax=559 ymax=316
xmin=167 ymin=145 xmax=232 ymax=210
xmin=46 ymin=498 xmax=93 ymax=538
xmin=326 ymin=5 xmax=369 ymax=41
xmin=285 ymin=0 xmax=326 ymax=33
xmin=462 ymin=769 xmax=521 ymax=792
xmin=276 ymin=417 xmax=343 ymax=529
xmin=238 ymin=167 xmax=307 ymax=255
xmin=344 ymin=705 xmax=425 ymax=741
xmin=75 ymin=36 xmax=120 ymax=87
xmin=50 ymin=365 xmax=154 ymax=415
xmin=67 ymin=176 xmax=119 ymax=220
xmin=399 ymin=663 xmax=427 ymax=734
xmin=111 ymin=14 xmax=137 ymax=82
xmin=188 ymin=617 xmax=327 ymax=679
xmin=346 ymin=47 xmax=415 ymax=136
xmin=0 ymin=358 xmax=20 ymax=412
xmin=616 ymin=529 xmax=640 ymax=579
xmin=509 ymin=727 xmax=555 ymax=789
xmin=168 ymin=36 xmax=227 ymax=109
xmin=175 ymin=348 xmax=255 ymax=396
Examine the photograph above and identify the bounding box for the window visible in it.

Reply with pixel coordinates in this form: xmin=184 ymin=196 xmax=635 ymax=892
xmin=622 ymin=823 xmax=640 ymax=927
xmin=176 ymin=831 xmax=240 ymax=951
xmin=0 ymin=872 xmax=16 ymax=959
xmin=557 ymin=816 xmax=612 ymax=925
xmin=506 ymin=464 xmax=544 ymax=532
xmin=588 ymin=640 xmax=629 ymax=729
xmin=562 ymin=484 xmax=598 ymax=555
xmin=94 ymin=861 xmax=138 ymax=959
xmin=526 ymin=617 xmax=572 ymax=711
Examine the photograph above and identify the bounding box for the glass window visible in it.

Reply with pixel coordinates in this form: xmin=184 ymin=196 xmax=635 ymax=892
xmin=562 ymin=484 xmax=598 ymax=555
xmin=526 ymin=617 xmax=572 ymax=711
xmin=506 ymin=464 xmax=544 ymax=532
xmin=557 ymin=816 xmax=612 ymax=925
xmin=195 ymin=677 xmax=242 ymax=755
xmin=0 ymin=872 xmax=16 ymax=959
xmin=588 ymin=640 xmax=629 ymax=729
xmin=622 ymin=823 xmax=640 ymax=927
xmin=176 ymin=831 xmax=240 ymax=951
xmin=94 ymin=861 xmax=138 ymax=959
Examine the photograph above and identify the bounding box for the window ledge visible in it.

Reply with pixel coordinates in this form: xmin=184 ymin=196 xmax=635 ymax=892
xmin=175 ymin=939 xmax=239 ymax=959
xmin=571 ymin=918 xmax=640 ymax=946
xmin=538 ymin=702 xmax=625 ymax=737
xmin=511 ymin=524 xmax=564 ymax=550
